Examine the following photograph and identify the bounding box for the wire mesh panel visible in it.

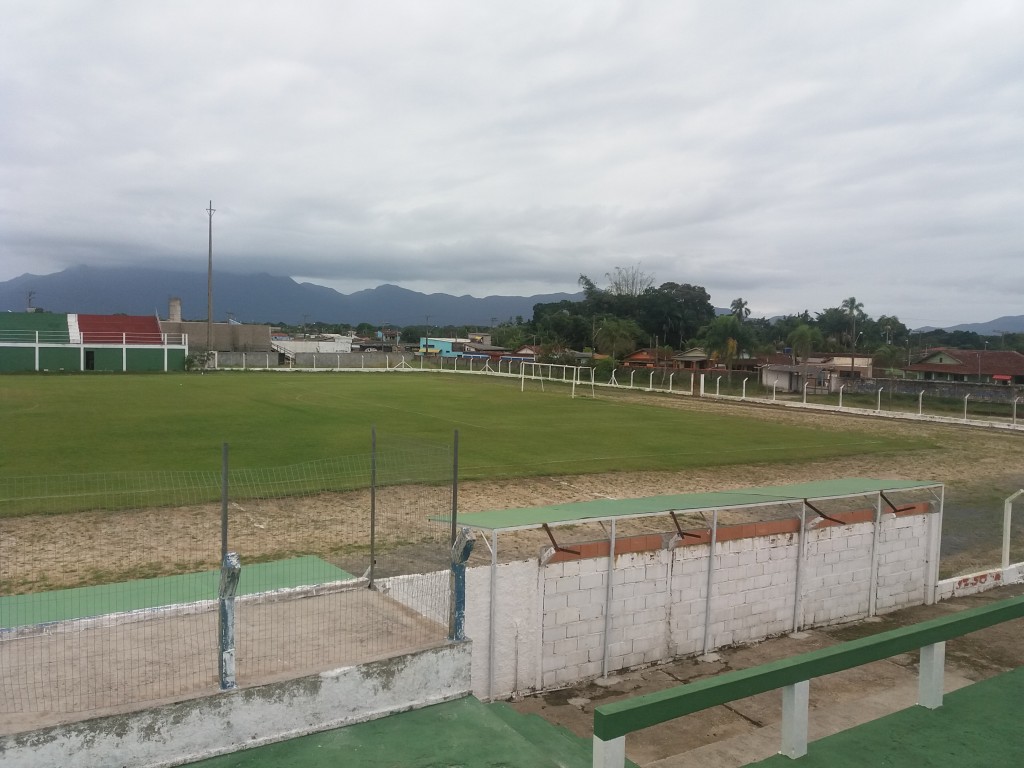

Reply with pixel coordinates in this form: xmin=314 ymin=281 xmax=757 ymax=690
xmin=228 ymin=437 xmax=453 ymax=683
xmin=0 ymin=471 xmax=223 ymax=726
xmin=0 ymin=435 xmax=456 ymax=732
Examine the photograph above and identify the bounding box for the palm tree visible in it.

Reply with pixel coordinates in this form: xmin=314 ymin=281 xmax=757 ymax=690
xmin=841 ymin=296 xmax=864 ymax=346
xmin=787 ymin=323 xmax=824 ymax=390
xmin=730 ymin=297 xmax=750 ymax=322
xmin=704 ymin=314 xmax=743 ymax=380
xmin=787 ymin=324 xmax=824 ymax=365
xmin=873 ymin=344 xmax=903 ymax=375
xmin=841 ymin=297 xmax=865 ymax=376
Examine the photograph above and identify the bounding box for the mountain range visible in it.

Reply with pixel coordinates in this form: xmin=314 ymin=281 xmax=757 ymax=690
xmin=2 ymin=266 xmax=1022 ymax=333
xmin=0 ymin=266 xmax=583 ymax=327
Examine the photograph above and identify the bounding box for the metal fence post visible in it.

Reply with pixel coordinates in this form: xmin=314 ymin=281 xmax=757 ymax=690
xmin=448 ymin=431 xmax=472 ymax=641
xmin=449 ymin=527 xmax=475 ymax=641
xmin=702 ymin=509 xmax=718 ymax=655
xmin=217 ymin=442 xmax=239 ymax=690
xmin=450 ymin=430 xmax=459 ymax=547
xmin=218 ymin=551 xmax=241 ymax=690
xmin=369 ymin=426 xmax=377 ymax=588
xmin=221 ymin=442 xmax=229 ymax=560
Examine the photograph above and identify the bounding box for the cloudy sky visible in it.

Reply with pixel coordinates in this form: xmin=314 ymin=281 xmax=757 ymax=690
xmin=2 ymin=2 xmax=1021 ymax=327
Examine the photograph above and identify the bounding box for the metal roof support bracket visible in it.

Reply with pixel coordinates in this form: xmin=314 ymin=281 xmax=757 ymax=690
xmin=879 ymin=491 xmax=916 ymax=514
xmin=803 ymin=499 xmax=846 ymax=526
xmin=668 ymin=511 xmax=703 ymax=542
xmin=542 ymin=523 xmax=581 ymax=556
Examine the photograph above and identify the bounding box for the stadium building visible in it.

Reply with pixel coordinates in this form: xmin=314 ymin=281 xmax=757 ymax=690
xmin=0 ymin=311 xmax=188 ymax=373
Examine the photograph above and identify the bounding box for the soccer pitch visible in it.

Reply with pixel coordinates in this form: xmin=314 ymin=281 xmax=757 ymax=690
xmin=0 ymin=371 xmax=927 ymax=480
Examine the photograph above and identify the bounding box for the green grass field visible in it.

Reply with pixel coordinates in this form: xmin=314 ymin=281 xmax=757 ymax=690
xmin=0 ymin=371 xmax=929 ymax=482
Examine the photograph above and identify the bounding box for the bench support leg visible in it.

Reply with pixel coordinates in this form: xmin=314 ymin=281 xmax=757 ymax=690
xmin=919 ymin=641 xmax=945 ymax=709
xmin=593 ymin=735 xmax=625 ymax=768
xmin=781 ymin=680 xmax=809 ymax=759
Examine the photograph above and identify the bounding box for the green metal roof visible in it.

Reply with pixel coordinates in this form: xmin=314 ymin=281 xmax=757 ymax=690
xmin=452 ymin=478 xmax=940 ymax=532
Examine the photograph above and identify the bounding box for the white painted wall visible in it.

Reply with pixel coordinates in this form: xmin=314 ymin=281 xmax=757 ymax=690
xmin=465 ymin=559 xmax=540 ymax=700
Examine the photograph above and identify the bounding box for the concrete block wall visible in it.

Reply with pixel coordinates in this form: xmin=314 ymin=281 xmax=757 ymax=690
xmin=801 ymin=520 xmax=875 ymax=626
xmin=668 ymin=541 xmax=710 ymax=656
xmin=540 ymin=550 xmax=673 ymax=689
xmin=464 ymin=506 xmax=936 ymax=699
xmin=609 ymin=550 xmax=672 ymax=672
xmin=542 ymin=556 xmax=609 ymax=688
xmin=875 ymin=513 xmax=929 ymax=612
xmin=707 ymin=533 xmax=800 ymax=648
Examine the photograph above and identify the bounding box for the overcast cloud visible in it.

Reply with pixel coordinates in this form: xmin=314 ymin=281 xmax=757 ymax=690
xmin=1 ymin=1 xmax=1021 ymax=327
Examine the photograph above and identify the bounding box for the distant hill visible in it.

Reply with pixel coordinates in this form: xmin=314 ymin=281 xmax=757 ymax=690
xmin=0 ymin=266 xmax=583 ymax=326
xmin=913 ymin=316 xmax=1024 ymax=335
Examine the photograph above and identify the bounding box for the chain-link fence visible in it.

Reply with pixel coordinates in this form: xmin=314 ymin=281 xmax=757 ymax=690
xmin=0 ymin=432 xmax=454 ymax=732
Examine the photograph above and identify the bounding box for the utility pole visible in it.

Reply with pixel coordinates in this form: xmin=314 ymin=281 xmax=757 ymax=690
xmin=206 ymin=201 xmax=215 ymax=353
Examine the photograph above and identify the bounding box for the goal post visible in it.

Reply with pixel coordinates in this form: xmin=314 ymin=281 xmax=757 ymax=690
xmin=520 ymin=362 xmax=596 ymax=398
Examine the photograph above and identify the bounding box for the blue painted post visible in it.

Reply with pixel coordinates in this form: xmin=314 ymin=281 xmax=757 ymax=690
xmin=218 ymin=551 xmax=241 ymax=690
xmin=449 ymin=527 xmax=475 ymax=641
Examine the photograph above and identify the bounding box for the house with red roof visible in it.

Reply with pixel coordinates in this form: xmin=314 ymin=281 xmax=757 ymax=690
xmin=905 ymin=348 xmax=1024 ymax=385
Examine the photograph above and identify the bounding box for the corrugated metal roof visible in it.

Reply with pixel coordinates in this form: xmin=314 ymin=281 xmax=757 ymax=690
xmin=449 ymin=478 xmax=940 ymax=531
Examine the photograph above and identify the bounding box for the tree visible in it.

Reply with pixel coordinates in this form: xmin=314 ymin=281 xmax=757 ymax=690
xmin=814 ymin=307 xmax=851 ymax=350
xmin=605 ymin=264 xmax=655 ymax=297
xmin=491 ymin=324 xmax=525 ymax=350
xmin=641 ymin=282 xmax=716 ymax=346
xmin=702 ymin=314 xmax=746 ymax=379
xmin=872 ymin=344 xmax=903 ymax=372
xmin=595 ymin=317 xmax=643 ymax=362
xmin=841 ymin=296 xmax=865 ymax=349
xmin=730 ymin=297 xmax=750 ymax=322
xmin=786 ymin=324 xmax=824 ymax=365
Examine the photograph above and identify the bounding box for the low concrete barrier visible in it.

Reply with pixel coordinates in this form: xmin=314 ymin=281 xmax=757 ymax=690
xmin=0 ymin=641 xmax=471 ymax=768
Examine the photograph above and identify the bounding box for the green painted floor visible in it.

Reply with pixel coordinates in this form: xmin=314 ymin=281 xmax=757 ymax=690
xmin=0 ymin=556 xmax=353 ymax=627
xmin=185 ymin=696 xmax=639 ymax=768
xmin=751 ymin=665 xmax=1024 ymax=768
